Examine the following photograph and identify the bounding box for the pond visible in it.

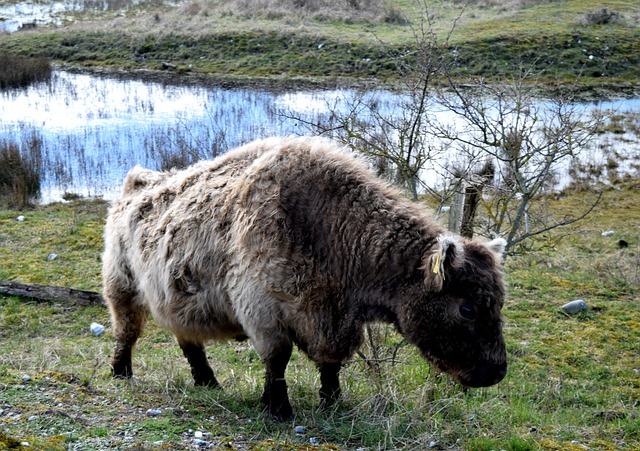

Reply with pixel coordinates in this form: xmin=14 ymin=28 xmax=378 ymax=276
xmin=0 ymin=70 xmax=638 ymax=203
xmin=0 ymin=70 xmax=384 ymax=202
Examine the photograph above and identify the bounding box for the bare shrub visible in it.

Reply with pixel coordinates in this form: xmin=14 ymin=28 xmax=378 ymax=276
xmin=284 ymin=1 xmax=605 ymax=253
xmin=581 ymin=7 xmax=623 ymax=26
xmin=177 ymin=0 xmax=203 ymax=17
xmin=594 ymin=239 xmax=640 ymax=288
xmin=383 ymin=4 xmax=409 ymax=25
xmin=0 ymin=52 xmax=52 ymax=90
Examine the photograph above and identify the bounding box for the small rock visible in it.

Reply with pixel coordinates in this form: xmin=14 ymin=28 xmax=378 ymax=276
xmin=90 ymin=323 xmax=105 ymax=336
xmin=47 ymin=253 xmax=58 ymax=261
xmin=294 ymin=425 xmax=305 ymax=434
xmin=16 ymin=216 xmax=25 ymax=222
xmin=20 ymin=443 xmax=29 ymax=447
xmin=146 ymin=409 xmax=162 ymax=417
xmin=22 ymin=375 xmax=31 ymax=382
xmin=429 ymin=441 xmax=437 ymax=448
xmin=601 ymin=230 xmax=615 ymax=237
xmin=28 ymin=415 xmax=37 ymax=421
xmin=193 ymin=438 xmax=208 ymax=447
xmin=153 ymin=441 xmax=164 ymax=446
xmin=194 ymin=431 xmax=203 ymax=438
xmin=562 ymin=300 xmax=588 ymax=314
xmin=310 ymin=437 xmax=320 ymax=445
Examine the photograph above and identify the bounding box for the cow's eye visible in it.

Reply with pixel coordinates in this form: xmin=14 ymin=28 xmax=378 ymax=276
xmin=459 ymin=304 xmax=477 ymax=321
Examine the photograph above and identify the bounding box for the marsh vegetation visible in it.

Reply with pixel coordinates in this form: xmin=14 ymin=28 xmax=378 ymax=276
xmin=0 ymin=52 xmax=51 ymax=89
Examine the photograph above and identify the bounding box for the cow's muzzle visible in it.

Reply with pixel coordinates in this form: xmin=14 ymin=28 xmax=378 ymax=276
xmin=459 ymin=360 xmax=507 ymax=387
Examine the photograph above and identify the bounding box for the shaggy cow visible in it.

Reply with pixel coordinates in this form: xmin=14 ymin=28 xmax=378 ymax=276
xmin=102 ymin=136 xmax=508 ymax=420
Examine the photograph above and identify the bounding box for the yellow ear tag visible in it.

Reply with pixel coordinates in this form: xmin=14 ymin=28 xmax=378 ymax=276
xmin=433 ymin=253 xmax=445 ymax=280
xmin=433 ymin=253 xmax=441 ymax=274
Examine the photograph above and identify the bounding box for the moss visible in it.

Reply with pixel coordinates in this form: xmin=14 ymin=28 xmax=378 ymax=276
xmin=0 ymin=430 xmax=24 ymax=450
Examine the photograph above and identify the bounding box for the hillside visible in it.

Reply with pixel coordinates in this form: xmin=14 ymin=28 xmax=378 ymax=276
xmin=0 ymin=0 xmax=639 ymax=88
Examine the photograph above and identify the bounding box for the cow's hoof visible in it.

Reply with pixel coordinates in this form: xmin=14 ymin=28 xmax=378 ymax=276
xmin=319 ymin=386 xmax=341 ymax=409
xmin=194 ymin=378 xmax=221 ymax=389
xmin=111 ymin=364 xmax=132 ymax=379
xmin=264 ymin=403 xmax=294 ymax=422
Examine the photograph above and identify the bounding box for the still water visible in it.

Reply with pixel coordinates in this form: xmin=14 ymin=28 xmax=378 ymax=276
xmin=0 ymin=70 xmax=638 ymax=203
xmin=0 ymin=0 xmax=182 ymax=32
xmin=0 ymin=70 xmax=377 ymax=202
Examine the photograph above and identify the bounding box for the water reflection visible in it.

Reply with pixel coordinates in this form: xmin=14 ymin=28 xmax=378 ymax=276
xmin=0 ymin=0 xmax=180 ymax=32
xmin=0 ymin=70 xmax=638 ymax=204
xmin=0 ymin=70 xmax=366 ymax=202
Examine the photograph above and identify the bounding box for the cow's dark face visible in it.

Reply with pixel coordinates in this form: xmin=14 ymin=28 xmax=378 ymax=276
xmin=399 ymin=237 xmax=507 ymax=388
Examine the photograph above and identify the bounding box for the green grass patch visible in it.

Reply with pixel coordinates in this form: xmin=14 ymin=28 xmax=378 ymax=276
xmin=0 ymin=186 xmax=638 ymax=449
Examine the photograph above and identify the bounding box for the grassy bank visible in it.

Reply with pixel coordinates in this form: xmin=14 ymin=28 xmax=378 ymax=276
xmin=0 ymin=0 xmax=639 ymax=87
xmin=0 ymin=186 xmax=638 ymax=450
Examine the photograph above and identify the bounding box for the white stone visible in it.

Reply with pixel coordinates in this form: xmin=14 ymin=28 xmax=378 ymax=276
xmin=90 ymin=323 xmax=105 ymax=336
xmin=146 ymin=409 xmax=161 ymax=417
xmin=562 ymin=300 xmax=588 ymax=314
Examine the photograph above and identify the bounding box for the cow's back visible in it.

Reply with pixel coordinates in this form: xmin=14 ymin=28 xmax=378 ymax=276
xmin=103 ymin=136 xmax=363 ymax=340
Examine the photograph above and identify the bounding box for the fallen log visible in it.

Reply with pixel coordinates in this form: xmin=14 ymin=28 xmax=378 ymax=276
xmin=0 ymin=280 xmax=104 ymax=306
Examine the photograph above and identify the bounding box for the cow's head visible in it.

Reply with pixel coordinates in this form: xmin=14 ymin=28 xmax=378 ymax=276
xmin=399 ymin=236 xmax=508 ymax=387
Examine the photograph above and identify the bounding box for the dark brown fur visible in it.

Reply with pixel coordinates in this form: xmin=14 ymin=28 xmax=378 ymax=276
xmin=102 ymin=136 xmax=508 ymax=420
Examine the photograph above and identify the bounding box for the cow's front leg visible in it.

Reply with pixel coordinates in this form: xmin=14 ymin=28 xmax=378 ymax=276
xmin=260 ymin=340 xmax=293 ymax=421
xmin=177 ymin=338 xmax=220 ymax=388
xmin=319 ymin=362 xmax=342 ymax=407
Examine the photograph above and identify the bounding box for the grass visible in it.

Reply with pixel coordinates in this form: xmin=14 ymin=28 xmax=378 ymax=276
xmin=0 ymin=0 xmax=638 ymax=87
xmin=0 ymin=185 xmax=638 ymax=450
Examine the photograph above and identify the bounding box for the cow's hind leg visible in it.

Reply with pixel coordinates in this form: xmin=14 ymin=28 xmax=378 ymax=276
xmin=319 ymin=362 xmax=342 ymax=408
xmin=108 ymin=293 xmax=147 ymax=379
xmin=177 ymin=338 xmax=220 ymax=388
xmin=258 ymin=338 xmax=294 ymax=421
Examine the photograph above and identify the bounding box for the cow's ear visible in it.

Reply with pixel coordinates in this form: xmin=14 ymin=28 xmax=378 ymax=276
xmin=423 ymin=236 xmax=464 ymax=291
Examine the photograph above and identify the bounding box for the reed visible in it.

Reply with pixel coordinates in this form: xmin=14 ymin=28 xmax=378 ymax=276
xmin=0 ymin=51 xmax=52 ymax=90
xmin=0 ymin=136 xmax=44 ymax=208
